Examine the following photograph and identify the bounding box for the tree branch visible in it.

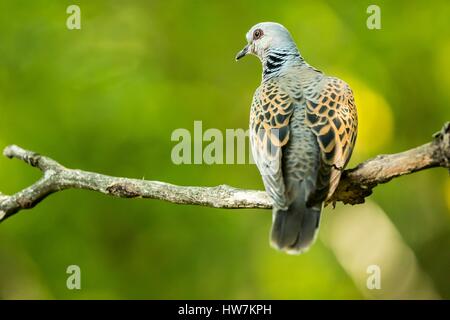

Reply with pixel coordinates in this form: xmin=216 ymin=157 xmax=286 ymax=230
xmin=1 ymin=122 xmax=449 ymax=223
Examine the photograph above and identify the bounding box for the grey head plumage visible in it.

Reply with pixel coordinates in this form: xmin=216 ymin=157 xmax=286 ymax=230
xmin=236 ymin=22 xmax=304 ymax=79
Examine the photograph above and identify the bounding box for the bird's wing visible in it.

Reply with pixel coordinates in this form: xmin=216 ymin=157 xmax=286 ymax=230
xmin=304 ymin=76 xmax=358 ymax=200
xmin=250 ymin=79 xmax=294 ymax=209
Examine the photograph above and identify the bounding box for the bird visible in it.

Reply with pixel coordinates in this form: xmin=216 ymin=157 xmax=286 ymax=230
xmin=236 ymin=22 xmax=357 ymax=254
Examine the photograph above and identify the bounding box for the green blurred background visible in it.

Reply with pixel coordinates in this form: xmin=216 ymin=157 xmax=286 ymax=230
xmin=0 ymin=0 xmax=449 ymax=299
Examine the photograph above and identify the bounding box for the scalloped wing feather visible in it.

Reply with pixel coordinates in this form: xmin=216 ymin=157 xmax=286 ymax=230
xmin=250 ymin=79 xmax=294 ymax=208
xmin=304 ymin=77 xmax=358 ymax=199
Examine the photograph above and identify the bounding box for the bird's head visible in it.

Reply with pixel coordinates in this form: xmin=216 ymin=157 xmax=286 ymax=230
xmin=235 ymin=22 xmax=298 ymax=61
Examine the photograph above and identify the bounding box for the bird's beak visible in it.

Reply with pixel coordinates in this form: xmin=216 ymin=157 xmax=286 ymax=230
xmin=235 ymin=44 xmax=249 ymax=61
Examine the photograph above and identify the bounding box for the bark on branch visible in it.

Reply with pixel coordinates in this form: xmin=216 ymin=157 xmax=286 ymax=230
xmin=0 ymin=122 xmax=449 ymax=223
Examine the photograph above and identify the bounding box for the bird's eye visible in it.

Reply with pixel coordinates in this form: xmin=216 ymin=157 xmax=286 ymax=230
xmin=253 ymin=29 xmax=263 ymax=40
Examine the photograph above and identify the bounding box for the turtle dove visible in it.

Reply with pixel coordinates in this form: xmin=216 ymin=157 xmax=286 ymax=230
xmin=236 ymin=22 xmax=358 ymax=254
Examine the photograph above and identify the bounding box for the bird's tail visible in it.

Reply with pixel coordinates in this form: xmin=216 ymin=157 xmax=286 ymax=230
xmin=270 ymin=190 xmax=322 ymax=254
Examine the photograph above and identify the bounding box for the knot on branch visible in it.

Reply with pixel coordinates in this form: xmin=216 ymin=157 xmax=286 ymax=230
xmin=326 ymin=171 xmax=374 ymax=206
xmin=106 ymin=183 xmax=141 ymax=198
xmin=16 ymin=197 xmax=36 ymax=209
xmin=433 ymin=122 xmax=450 ymax=170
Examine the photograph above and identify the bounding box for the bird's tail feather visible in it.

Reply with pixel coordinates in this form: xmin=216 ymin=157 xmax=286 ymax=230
xmin=270 ymin=190 xmax=322 ymax=254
